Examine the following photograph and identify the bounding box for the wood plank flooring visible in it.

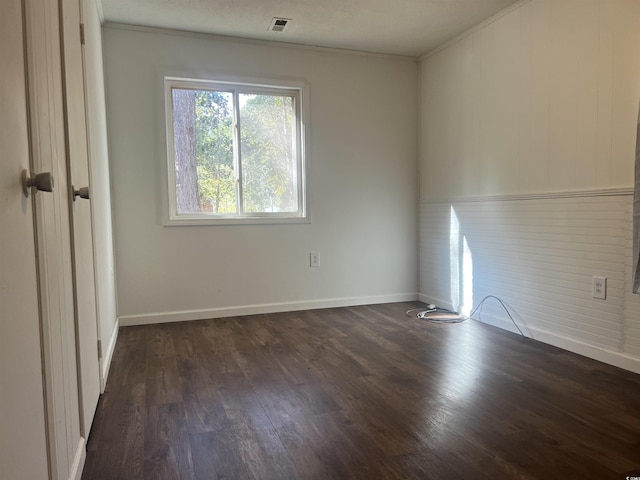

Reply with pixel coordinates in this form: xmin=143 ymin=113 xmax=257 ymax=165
xmin=81 ymin=302 xmax=640 ymax=479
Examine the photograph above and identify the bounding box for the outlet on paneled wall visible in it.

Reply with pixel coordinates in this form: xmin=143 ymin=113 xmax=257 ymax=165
xmin=592 ymin=276 xmax=607 ymax=300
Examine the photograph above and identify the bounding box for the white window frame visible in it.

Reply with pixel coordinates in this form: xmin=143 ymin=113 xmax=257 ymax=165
xmin=163 ymin=75 xmax=310 ymax=225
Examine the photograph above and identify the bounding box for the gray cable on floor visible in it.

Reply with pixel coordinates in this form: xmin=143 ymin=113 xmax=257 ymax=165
xmin=467 ymin=295 xmax=526 ymax=339
xmin=405 ymin=306 xmax=466 ymax=324
xmin=406 ymin=295 xmax=526 ymax=338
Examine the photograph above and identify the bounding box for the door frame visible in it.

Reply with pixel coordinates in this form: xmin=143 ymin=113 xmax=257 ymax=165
xmin=59 ymin=0 xmax=103 ymax=438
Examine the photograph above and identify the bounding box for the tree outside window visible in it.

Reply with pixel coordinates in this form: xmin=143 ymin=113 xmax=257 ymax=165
xmin=166 ymin=77 xmax=307 ymax=224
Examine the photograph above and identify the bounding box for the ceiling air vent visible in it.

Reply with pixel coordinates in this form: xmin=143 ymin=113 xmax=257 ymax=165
xmin=269 ymin=17 xmax=291 ymax=33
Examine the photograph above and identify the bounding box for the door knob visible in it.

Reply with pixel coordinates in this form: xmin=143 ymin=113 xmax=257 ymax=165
xmin=22 ymin=169 xmax=54 ymax=197
xmin=72 ymin=185 xmax=90 ymax=201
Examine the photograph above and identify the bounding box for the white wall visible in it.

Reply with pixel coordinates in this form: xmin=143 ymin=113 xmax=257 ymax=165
xmin=84 ymin=0 xmax=119 ymax=383
xmin=103 ymin=25 xmax=419 ymax=325
xmin=419 ymin=0 xmax=640 ymax=372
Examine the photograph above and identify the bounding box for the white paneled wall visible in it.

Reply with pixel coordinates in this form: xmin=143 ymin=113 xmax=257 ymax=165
xmin=419 ymin=193 xmax=640 ymax=371
xmin=624 ymin=199 xmax=640 ymax=357
xmin=420 ymin=0 xmax=640 ymax=201
xmin=419 ymin=0 xmax=640 ymax=373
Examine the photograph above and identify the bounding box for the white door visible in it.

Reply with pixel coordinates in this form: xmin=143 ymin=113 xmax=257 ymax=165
xmin=82 ymin=0 xmax=119 ymax=391
xmin=0 ymin=0 xmax=50 ymax=478
xmin=24 ymin=0 xmax=85 ymax=477
xmin=60 ymin=0 xmax=102 ymax=436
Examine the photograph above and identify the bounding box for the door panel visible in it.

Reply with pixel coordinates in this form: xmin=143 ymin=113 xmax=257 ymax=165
xmin=60 ymin=0 xmax=102 ymax=436
xmin=24 ymin=0 xmax=84 ymax=476
xmin=0 ymin=0 xmax=50 ymax=478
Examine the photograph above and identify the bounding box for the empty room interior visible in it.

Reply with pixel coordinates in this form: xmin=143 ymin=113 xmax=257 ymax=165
xmin=3 ymin=0 xmax=640 ymax=479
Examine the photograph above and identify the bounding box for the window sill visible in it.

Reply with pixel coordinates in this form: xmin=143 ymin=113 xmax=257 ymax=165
xmin=164 ymin=214 xmax=311 ymax=226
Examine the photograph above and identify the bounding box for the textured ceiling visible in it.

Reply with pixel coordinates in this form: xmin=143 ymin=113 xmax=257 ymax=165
xmin=99 ymin=0 xmax=521 ymax=57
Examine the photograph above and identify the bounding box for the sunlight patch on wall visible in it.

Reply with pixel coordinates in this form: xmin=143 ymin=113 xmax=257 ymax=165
xmin=461 ymin=235 xmax=473 ymax=317
xmin=449 ymin=206 xmax=473 ymax=316
xmin=449 ymin=206 xmax=460 ymax=309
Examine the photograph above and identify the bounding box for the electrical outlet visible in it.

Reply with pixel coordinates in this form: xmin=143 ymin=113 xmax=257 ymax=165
xmin=310 ymin=252 xmax=320 ymax=267
xmin=592 ymin=276 xmax=606 ymax=300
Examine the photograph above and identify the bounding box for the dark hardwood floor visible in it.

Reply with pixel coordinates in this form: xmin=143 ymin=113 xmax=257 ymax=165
xmin=82 ymin=302 xmax=640 ymax=479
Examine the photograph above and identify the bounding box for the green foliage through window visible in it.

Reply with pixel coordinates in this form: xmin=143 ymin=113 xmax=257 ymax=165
xmin=167 ymin=78 xmax=305 ymax=221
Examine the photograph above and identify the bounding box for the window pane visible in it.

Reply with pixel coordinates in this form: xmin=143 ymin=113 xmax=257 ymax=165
xmin=166 ymin=77 xmax=307 ymax=224
xmin=172 ymin=88 xmax=236 ymax=214
xmin=239 ymin=94 xmax=298 ymax=213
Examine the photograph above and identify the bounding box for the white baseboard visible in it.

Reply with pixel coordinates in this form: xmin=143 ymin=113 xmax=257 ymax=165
xmin=100 ymin=318 xmax=119 ymax=392
xmin=418 ymin=292 xmax=640 ymax=374
xmin=69 ymin=436 xmax=86 ymax=480
xmin=118 ymin=293 xmax=419 ymax=327
xmin=417 ymin=293 xmax=456 ymax=311
xmin=475 ymin=311 xmax=640 ymax=375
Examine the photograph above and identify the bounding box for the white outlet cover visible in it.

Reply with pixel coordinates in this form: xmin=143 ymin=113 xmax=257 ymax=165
xmin=592 ymin=276 xmax=606 ymax=300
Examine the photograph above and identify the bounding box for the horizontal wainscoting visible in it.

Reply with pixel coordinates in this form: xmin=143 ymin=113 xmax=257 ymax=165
xmin=419 ymin=190 xmax=640 ymax=373
xmin=624 ymin=204 xmax=640 ymax=358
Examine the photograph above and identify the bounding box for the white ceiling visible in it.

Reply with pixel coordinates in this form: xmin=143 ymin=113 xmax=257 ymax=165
xmin=99 ymin=0 xmax=522 ymax=57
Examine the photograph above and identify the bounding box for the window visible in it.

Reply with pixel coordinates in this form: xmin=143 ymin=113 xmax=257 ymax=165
xmin=164 ymin=76 xmax=308 ymax=224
